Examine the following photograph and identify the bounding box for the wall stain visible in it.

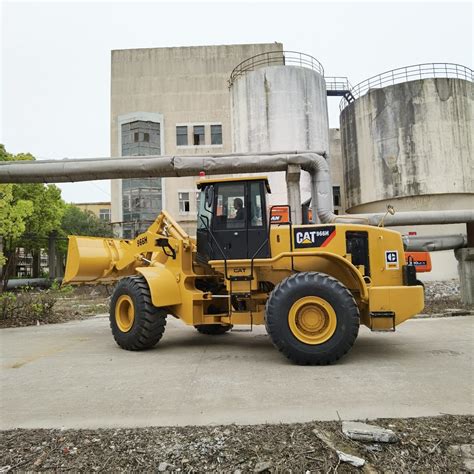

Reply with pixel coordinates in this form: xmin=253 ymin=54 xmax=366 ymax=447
xmin=435 ymin=78 xmax=452 ymax=101
xmin=303 ymin=71 xmax=311 ymax=149
xmin=340 ymin=103 xmax=361 ymax=208
xmin=264 ymin=73 xmax=270 ymax=148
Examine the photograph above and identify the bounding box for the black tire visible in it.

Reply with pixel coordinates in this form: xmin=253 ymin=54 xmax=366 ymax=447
xmin=265 ymin=272 xmax=359 ymax=365
xmin=110 ymin=276 xmax=166 ymax=351
xmin=194 ymin=324 xmax=233 ymax=335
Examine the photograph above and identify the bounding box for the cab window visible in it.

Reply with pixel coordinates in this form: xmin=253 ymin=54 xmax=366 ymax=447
xmin=249 ymin=182 xmax=264 ymax=227
xmin=197 ymin=187 xmax=213 ymax=230
xmin=213 ymin=183 xmax=246 ymax=230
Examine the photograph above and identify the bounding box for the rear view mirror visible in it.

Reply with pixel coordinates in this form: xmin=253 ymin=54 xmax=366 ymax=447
xmin=205 ymin=185 xmax=214 ymax=209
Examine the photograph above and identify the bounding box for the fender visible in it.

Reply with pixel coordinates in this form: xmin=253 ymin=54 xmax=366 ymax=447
xmin=136 ymin=264 xmax=181 ymax=308
xmin=305 ymin=252 xmax=369 ymax=302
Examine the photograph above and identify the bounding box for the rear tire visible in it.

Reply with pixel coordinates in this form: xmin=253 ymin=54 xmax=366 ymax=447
xmin=194 ymin=324 xmax=232 ymax=335
xmin=110 ymin=276 xmax=166 ymax=351
xmin=265 ymin=272 xmax=359 ymax=365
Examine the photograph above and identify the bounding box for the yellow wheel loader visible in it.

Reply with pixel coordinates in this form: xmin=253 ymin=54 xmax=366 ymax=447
xmin=64 ymin=176 xmax=424 ymax=365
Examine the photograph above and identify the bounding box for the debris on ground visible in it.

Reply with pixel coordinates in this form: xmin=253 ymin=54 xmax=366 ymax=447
xmin=421 ymin=279 xmax=473 ymax=315
xmin=342 ymin=421 xmax=398 ymax=443
xmin=0 ymin=415 xmax=471 ymax=472
xmin=0 ymin=284 xmax=111 ymax=328
xmin=253 ymin=460 xmax=272 ymax=472
xmin=449 ymin=444 xmax=474 ymax=471
xmin=336 ymin=450 xmax=365 ymax=468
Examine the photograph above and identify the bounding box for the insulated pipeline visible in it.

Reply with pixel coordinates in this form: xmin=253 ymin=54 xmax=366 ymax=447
xmin=1 ymin=151 xmax=473 ymax=228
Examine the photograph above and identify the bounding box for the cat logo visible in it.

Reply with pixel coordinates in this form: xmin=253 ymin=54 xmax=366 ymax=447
xmin=234 ymin=267 xmax=246 ymax=273
xmin=293 ymin=226 xmax=336 ymax=249
xmin=385 ymin=250 xmax=399 ymax=270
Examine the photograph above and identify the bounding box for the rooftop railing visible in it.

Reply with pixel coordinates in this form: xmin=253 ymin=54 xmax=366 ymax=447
xmin=339 ymin=63 xmax=473 ymax=111
xmin=229 ymin=51 xmax=324 ymax=87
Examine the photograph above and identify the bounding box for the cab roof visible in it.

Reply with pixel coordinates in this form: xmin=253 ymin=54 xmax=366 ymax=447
xmin=196 ymin=176 xmax=271 ymax=192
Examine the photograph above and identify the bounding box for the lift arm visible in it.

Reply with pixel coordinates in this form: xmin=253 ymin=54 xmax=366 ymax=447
xmin=63 ymin=211 xmax=191 ymax=283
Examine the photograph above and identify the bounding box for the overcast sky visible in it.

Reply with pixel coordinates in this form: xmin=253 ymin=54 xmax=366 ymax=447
xmin=1 ymin=0 xmax=472 ymax=203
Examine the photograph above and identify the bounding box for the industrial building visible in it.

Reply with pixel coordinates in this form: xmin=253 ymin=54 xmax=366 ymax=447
xmin=75 ymin=202 xmax=111 ymax=221
xmin=110 ymin=43 xmax=473 ymax=280
xmin=110 ymin=43 xmax=283 ymax=236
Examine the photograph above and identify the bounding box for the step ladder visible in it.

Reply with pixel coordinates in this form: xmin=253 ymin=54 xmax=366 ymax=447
xmin=228 ymin=275 xmax=253 ymax=333
xmin=369 ymin=312 xmax=396 ymax=332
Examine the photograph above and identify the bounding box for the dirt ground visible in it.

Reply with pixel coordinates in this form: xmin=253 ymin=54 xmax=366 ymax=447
xmin=1 ymin=416 xmax=472 ymax=472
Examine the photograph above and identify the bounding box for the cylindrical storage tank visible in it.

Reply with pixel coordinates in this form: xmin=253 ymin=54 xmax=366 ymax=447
xmin=230 ymin=53 xmax=330 ymax=206
xmin=340 ymin=65 xmax=473 ymax=280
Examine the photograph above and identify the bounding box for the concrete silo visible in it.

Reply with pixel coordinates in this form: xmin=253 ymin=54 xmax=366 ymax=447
xmin=340 ymin=63 xmax=473 ymax=279
xmin=229 ymin=51 xmax=330 ymax=207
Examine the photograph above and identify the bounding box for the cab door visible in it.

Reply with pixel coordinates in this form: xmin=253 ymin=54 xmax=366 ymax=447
xmin=212 ymin=182 xmax=247 ymax=260
xmin=247 ymin=181 xmax=270 ymax=258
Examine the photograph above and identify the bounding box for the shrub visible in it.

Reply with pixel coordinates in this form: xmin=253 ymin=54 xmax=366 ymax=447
xmin=0 ymin=289 xmax=57 ymax=324
xmin=0 ymin=292 xmax=18 ymax=320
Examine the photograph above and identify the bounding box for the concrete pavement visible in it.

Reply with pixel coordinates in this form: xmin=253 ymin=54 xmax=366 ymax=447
xmin=1 ymin=315 xmax=473 ymax=429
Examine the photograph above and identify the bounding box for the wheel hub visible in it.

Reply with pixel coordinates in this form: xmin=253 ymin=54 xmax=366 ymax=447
xmin=288 ymin=296 xmax=337 ymax=345
xmin=115 ymin=295 xmax=135 ymax=332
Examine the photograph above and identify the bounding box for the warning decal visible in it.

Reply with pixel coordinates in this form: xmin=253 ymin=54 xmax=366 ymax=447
xmin=293 ymin=226 xmax=336 ymax=249
xmin=385 ymin=250 xmax=399 ymax=270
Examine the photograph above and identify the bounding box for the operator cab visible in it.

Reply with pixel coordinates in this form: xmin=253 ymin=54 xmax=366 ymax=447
xmin=196 ymin=177 xmax=271 ymax=262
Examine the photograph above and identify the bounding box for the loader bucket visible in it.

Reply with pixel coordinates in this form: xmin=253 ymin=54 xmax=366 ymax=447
xmin=64 ymin=236 xmax=126 ymax=283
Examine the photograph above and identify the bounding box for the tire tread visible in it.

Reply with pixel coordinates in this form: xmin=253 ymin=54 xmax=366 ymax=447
xmin=265 ymin=272 xmax=359 ymax=365
xmin=110 ymin=276 xmax=167 ymax=351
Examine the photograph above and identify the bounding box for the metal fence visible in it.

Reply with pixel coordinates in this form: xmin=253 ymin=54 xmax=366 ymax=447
xmin=229 ymin=51 xmax=324 ymax=87
xmin=339 ymin=63 xmax=473 ymax=111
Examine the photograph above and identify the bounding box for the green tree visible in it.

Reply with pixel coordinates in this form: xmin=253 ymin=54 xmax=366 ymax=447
xmin=14 ymin=183 xmax=65 ymax=250
xmin=0 ymin=184 xmax=33 ymax=267
xmin=59 ymin=204 xmax=113 ymax=253
xmin=0 ymin=145 xmax=65 ymax=282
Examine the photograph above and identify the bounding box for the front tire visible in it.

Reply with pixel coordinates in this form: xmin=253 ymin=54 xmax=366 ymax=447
xmin=265 ymin=272 xmax=359 ymax=365
xmin=110 ymin=276 xmax=166 ymax=351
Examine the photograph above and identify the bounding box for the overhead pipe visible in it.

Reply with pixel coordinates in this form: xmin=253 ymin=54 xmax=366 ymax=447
xmin=403 ymin=234 xmax=468 ymax=252
xmin=337 ymin=210 xmax=474 ymax=227
xmin=4 ymin=278 xmax=62 ymax=290
xmin=1 ymin=150 xmax=473 ymax=227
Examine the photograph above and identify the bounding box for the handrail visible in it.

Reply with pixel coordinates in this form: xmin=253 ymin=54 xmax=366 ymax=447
xmin=325 ymin=76 xmax=353 ymax=91
xmin=340 ymin=62 xmax=473 ymax=111
xmin=229 ymin=50 xmax=324 ymax=87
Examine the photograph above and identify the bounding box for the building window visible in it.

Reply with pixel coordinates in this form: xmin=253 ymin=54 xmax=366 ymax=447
xmin=333 ymin=186 xmax=341 ymax=207
xmin=99 ymin=208 xmax=111 ymax=221
xmin=211 ymin=124 xmax=222 ymax=145
xmin=178 ymin=192 xmax=190 ymax=214
xmin=193 ymin=125 xmax=205 ymax=146
xmin=176 ymin=126 xmax=188 ymax=146
xmin=134 ymin=132 xmax=150 ymax=143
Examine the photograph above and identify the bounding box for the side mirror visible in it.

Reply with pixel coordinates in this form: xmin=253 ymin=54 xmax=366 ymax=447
xmin=378 ymin=204 xmax=396 ymax=227
xmin=205 ymin=185 xmax=214 ymax=209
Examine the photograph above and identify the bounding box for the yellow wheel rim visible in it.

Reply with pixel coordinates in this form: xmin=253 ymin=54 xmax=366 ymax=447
xmin=115 ymin=295 xmax=135 ymax=332
xmin=288 ymin=296 xmax=337 ymax=345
